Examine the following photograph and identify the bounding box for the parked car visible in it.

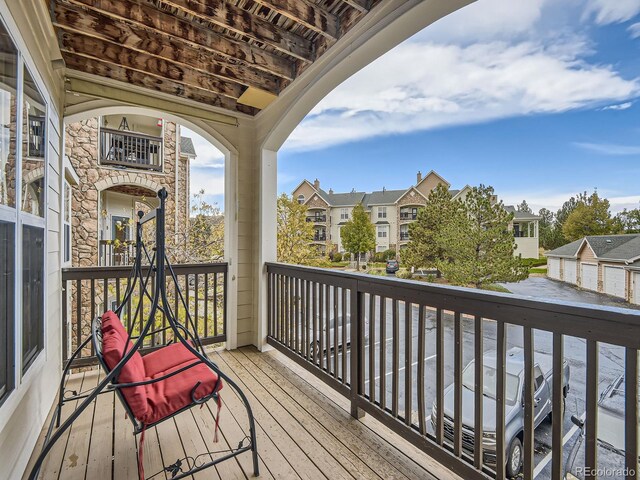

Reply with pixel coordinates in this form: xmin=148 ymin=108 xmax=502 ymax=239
xmin=564 ymin=375 xmax=639 ymax=480
xmin=307 ymin=313 xmax=370 ymax=359
xmin=432 ymin=347 xmax=570 ymax=478
xmin=386 ymin=259 xmax=399 ymax=274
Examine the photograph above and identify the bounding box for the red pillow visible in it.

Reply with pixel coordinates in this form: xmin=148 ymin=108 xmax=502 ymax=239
xmin=101 ymin=311 xmax=149 ymax=422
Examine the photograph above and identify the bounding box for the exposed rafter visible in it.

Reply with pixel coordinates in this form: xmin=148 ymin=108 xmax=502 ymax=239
xmin=53 ymin=3 xmax=282 ymax=93
xmin=60 ymin=33 xmax=245 ymax=99
xmin=248 ymin=0 xmax=339 ymax=39
xmin=150 ymin=0 xmax=314 ymax=61
xmin=339 ymin=0 xmax=369 ymax=14
xmin=63 ymin=53 xmax=257 ymax=114
xmin=59 ymin=0 xmax=297 ymax=79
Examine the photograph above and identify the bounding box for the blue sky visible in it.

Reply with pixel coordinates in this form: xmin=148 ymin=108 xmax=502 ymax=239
xmin=186 ymin=0 xmax=640 ymax=214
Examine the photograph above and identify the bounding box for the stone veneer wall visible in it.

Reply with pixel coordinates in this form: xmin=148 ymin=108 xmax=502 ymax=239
xmin=396 ymin=190 xmax=426 ymax=246
xmin=66 ymin=118 xmax=189 ymax=267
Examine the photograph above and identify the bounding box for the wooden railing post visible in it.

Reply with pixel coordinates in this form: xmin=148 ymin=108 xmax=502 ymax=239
xmin=349 ymin=279 xmax=364 ymax=419
xmin=61 ymin=279 xmax=68 ymax=364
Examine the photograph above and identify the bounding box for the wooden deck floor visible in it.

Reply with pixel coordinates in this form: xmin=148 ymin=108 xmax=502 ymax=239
xmin=26 ymin=347 xmax=458 ymax=480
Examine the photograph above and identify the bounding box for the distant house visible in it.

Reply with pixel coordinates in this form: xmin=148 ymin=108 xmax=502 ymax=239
xmin=292 ymin=171 xmax=540 ymax=258
xmin=546 ymin=234 xmax=640 ymax=304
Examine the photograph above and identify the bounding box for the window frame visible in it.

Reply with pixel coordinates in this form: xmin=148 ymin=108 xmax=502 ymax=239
xmin=297 ymin=194 xmax=305 ymax=204
xmin=340 ymin=208 xmax=349 ymax=220
xmin=63 ymin=179 xmax=71 ymax=265
xmin=378 ymin=206 xmax=387 ymax=219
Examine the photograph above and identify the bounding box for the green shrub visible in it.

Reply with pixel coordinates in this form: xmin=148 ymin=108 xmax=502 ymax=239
xmin=367 ymin=268 xmax=387 ymax=276
xmin=372 ymin=252 xmax=385 ymax=263
xmin=332 ymin=252 xmax=343 ymax=262
xmin=395 ymin=269 xmax=413 ymax=279
xmin=383 ymin=249 xmax=396 ymax=261
xmin=520 ymin=257 xmax=547 ymax=267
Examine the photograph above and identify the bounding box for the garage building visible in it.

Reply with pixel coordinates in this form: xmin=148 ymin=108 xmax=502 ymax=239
xmin=545 ymin=234 xmax=640 ymax=304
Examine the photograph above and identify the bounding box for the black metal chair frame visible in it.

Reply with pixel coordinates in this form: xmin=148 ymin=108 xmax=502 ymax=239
xmin=28 ymin=188 xmax=259 ymax=480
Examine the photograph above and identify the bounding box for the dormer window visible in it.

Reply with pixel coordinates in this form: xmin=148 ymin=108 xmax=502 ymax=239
xmin=298 ymin=194 xmax=305 ymax=204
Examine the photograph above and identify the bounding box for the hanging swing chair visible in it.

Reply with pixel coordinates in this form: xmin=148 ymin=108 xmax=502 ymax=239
xmin=29 ymin=188 xmax=259 ymax=480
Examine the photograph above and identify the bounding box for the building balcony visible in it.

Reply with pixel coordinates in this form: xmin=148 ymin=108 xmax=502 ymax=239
xmin=99 ymin=127 xmax=163 ymax=172
xmin=399 ymin=212 xmax=417 ymax=220
xmin=313 ymin=233 xmax=327 ymax=241
xmin=23 ymin=262 xmax=640 ymax=480
xmin=99 ymin=239 xmax=136 ymax=266
xmin=399 ymin=232 xmax=410 ymax=241
xmin=307 ymin=215 xmax=327 ymax=223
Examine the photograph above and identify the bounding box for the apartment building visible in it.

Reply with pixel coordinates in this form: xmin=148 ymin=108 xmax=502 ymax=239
xmin=65 ymin=114 xmax=196 ymax=267
xmin=292 ymin=170 xmax=540 ymax=258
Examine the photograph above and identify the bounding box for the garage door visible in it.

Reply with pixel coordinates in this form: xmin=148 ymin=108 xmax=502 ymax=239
xmin=604 ymin=266 xmax=626 ymax=298
xmin=548 ymin=258 xmax=561 ymax=279
xmin=563 ymin=260 xmax=577 ymax=284
xmin=581 ymin=264 xmax=598 ymax=291
xmin=633 ymin=272 xmax=640 ymax=305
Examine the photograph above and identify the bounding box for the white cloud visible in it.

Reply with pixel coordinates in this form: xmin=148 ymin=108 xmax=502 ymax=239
xmin=584 ymin=0 xmax=640 ymax=25
xmin=190 ymin=166 xmax=225 ymax=197
xmin=629 ymin=22 xmax=640 ymax=38
xmin=574 ymin=142 xmax=640 ymax=155
xmin=180 ymin=127 xmax=224 ymax=168
xmin=286 ymin=40 xmax=639 ymax=151
xmin=602 ymin=101 xmax=634 ymax=110
xmin=179 ymin=126 xmax=225 ymax=201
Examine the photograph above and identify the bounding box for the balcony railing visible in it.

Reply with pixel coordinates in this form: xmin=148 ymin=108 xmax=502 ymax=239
xmin=399 ymin=232 xmax=410 ymax=240
xmin=99 ymin=127 xmax=163 ymax=171
xmin=62 ymin=263 xmax=227 ymax=367
xmin=28 ymin=114 xmax=46 ymax=158
xmin=313 ymin=233 xmax=327 ymax=241
xmin=99 ymin=239 xmax=136 ymax=266
xmin=400 ymin=212 xmax=417 ymax=220
xmin=307 ymin=215 xmax=327 ymax=223
xmin=265 ymin=263 xmax=640 ymax=480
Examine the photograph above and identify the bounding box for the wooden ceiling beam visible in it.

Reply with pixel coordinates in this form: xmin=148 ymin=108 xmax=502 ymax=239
xmin=339 ymin=0 xmax=369 ymax=14
xmin=63 ymin=53 xmax=257 ymax=114
xmin=149 ymin=0 xmax=314 ymax=61
xmin=60 ymin=33 xmax=246 ymax=99
xmin=237 ymin=0 xmax=339 ymax=39
xmin=58 ymin=0 xmax=296 ymax=80
xmin=53 ymin=3 xmax=281 ymax=93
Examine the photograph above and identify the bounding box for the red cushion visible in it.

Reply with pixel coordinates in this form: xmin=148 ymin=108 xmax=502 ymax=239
xmin=142 ymin=342 xmax=197 ymax=378
xmin=145 ymin=359 xmax=221 ymax=424
xmin=101 ymin=311 xmax=222 ymax=425
xmin=101 ymin=311 xmax=149 ymax=421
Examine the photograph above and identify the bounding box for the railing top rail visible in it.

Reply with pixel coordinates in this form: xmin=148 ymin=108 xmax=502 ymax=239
xmin=63 ymin=262 xmax=228 ymax=281
xmin=266 ymin=262 xmax=640 ymax=348
xmin=100 ymin=127 xmax=163 ymax=142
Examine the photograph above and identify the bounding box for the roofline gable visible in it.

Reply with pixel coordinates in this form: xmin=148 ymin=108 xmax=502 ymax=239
xmin=451 ymin=185 xmax=471 ymax=200
xmin=291 ymin=179 xmax=317 ymax=196
xmin=395 ymin=186 xmax=429 ymax=204
xmin=415 ymin=169 xmax=451 ymax=189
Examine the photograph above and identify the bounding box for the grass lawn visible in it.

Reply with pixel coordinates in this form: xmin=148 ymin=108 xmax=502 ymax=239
xmin=529 ymin=268 xmax=547 ymax=274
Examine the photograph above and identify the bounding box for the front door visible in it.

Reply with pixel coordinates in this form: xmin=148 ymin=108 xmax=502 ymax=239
xmin=111 ymin=215 xmax=130 ymax=265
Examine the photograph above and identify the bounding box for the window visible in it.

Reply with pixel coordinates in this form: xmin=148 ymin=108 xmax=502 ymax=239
xmin=63 ymin=180 xmax=71 ymax=263
xmin=22 ymin=224 xmax=44 ymax=373
xmin=377 ymin=226 xmax=387 ymax=238
xmin=0 ymin=26 xmax=17 ymax=208
xmin=0 ymin=22 xmax=18 ymax=405
xmin=378 ymin=206 xmax=387 ymax=219
xmin=297 ymin=194 xmax=305 ymax=204
xmin=341 ymin=208 xmax=349 ymax=220
xmin=0 ymin=221 xmax=15 ymax=405
xmin=21 ymin=67 xmax=46 ymax=217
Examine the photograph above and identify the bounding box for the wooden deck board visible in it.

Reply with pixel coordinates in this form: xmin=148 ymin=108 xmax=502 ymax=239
xmin=26 ymin=347 xmax=457 ymax=480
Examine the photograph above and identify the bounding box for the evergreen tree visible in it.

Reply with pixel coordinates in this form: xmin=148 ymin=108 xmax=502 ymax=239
xmin=436 ymin=185 xmax=528 ymax=288
xmin=615 ymin=208 xmax=640 ymax=233
xmin=277 ymin=193 xmax=315 ymax=264
xmin=401 ymin=184 xmax=454 ymax=269
xmin=517 ymin=200 xmax=532 ymax=213
xmin=341 ymin=203 xmax=376 ymax=270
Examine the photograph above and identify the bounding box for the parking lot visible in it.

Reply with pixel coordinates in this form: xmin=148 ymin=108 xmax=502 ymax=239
xmin=324 ymin=290 xmax=633 ymax=479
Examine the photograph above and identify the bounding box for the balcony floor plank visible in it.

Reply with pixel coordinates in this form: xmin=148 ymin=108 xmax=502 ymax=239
xmin=26 ymin=347 xmax=459 ymax=480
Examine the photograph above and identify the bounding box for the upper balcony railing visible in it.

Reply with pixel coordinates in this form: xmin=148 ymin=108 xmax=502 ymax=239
xmin=313 ymin=232 xmax=327 ymax=242
xmin=28 ymin=114 xmax=46 ymax=158
xmin=400 ymin=212 xmax=417 ymax=220
xmin=99 ymin=239 xmax=136 ymax=266
xmin=99 ymin=127 xmax=163 ymax=172
xmin=265 ymin=262 xmax=640 ymax=480
xmin=307 ymin=215 xmax=327 ymax=223
xmin=399 ymin=232 xmax=410 ymax=240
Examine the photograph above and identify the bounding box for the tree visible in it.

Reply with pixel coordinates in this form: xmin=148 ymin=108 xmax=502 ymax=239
xmin=277 ymin=193 xmax=315 ymax=264
xmin=171 ymin=189 xmax=224 ymax=263
xmin=615 ymin=208 xmax=640 ymax=233
xmin=562 ymin=191 xmax=617 ymax=241
xmin=401 ymin=184 xmax=455 ymax=269
xmin=538 ymin=207 xmax=565 ymax=250
xmin=436 ymin=185 xmax=528 ymax=288
xmin=517 ymin=200 xmax=532 ymax=214
xmin=340 ymin=203 xmax=375 ymax=270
